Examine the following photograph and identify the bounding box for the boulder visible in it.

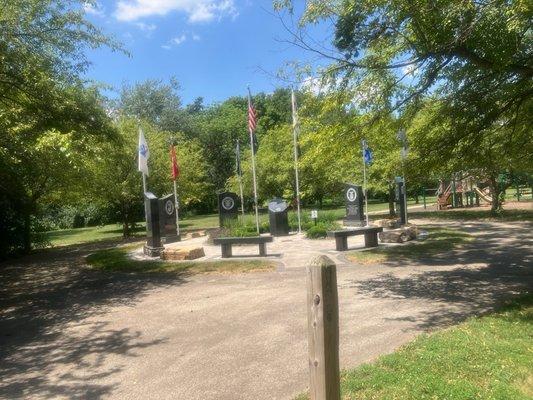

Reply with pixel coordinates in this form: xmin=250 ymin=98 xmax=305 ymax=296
xmin=379 ymin=226 xmax=419 ymax=243
xmin=374 ymin=218 xmax=401 ymax=229
xmin=160 ymin=246 xmax=205 ymax=261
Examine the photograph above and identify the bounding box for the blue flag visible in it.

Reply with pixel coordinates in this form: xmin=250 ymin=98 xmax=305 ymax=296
xmin=362 ymin=139 xmax=373 ymax=165
xmin=364 ymin=148 xmax=373 ymax=164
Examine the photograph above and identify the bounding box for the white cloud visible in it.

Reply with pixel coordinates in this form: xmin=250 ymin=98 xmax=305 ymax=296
xmin=115 ymin=0 xmax=238 ymax=23
xmin=192 ymin=34 xmax=201 ymax=41
xmin=135 ymin=22 xmax=157 ymax=31
xmin=161 ymin=34 xmax=188 ymax=49
xmin=83 ymin=1 xmax=105 ymax=17
xmin=171 ymin=34 xmax=187 ymax=45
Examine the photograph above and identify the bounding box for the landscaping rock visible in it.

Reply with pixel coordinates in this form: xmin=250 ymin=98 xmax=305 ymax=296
xmin=374 ymin=218 xmax=401 ymax=229
xmin=160 ymin=246 xmax=205 ymax=261
xmin=379 ymin=226 xmax=419 ymax=243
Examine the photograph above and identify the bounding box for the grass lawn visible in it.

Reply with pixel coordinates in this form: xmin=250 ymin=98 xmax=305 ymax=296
xmin=404 ymin=208 xmax=533 ymax=222
xmin=296 ymin=294 xmax=533 ymax=400
xmin=346 ymin=227 xmax=473 ymax=264
xmin=86 ymin=244 xmax=276 ymax=274
xmin=42 ymin=223 xmax=146 ymax=247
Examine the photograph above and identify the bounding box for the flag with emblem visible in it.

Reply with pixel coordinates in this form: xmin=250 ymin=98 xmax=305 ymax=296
xmin=362 ymin=139 xmax=373 ymax=165
xmin=138 ymin=127 xmax=149 ymax=177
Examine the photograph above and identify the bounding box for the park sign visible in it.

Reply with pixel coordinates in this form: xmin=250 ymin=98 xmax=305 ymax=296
xmin=343 ymin=184 xmax=365 ymax=226
xmin=218 ymin=191 xmax=240 ymax=227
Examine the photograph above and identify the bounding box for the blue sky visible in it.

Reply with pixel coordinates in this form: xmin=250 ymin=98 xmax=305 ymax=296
xmin=83 ymin=0 xmax=331 ymax=105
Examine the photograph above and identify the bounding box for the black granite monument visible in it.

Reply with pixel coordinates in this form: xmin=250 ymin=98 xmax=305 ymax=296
xmin=344 ymin=184 xmax=365 ymax=226
xmin=159 ymin=193 xmax=180 ymax=244
xmin=144 ymin=192 xmax=164 ymax=256
xmin=395 ymin=177 xmax=407 ymax=225
xmin=218 ymin=191 xmax=239 ymax=227
xmin=268 ymin=198 xmax=289 ymax=236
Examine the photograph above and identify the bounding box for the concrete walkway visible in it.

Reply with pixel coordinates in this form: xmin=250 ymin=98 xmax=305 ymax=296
xmin=0 ymin=219 xmax=532 ymax=399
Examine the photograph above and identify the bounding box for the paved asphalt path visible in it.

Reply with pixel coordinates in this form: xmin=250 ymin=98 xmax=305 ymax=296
xmin=0 ymin=219 xmax=532 ymax=399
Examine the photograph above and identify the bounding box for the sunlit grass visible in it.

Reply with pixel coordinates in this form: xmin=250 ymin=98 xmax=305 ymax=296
xmin=296 ymin=294 xmax=533 ymax=400
xmin=86 ymin=245 xmax=276 ymax=274
xmin=346 ymin=227 xmax=473 ymax=264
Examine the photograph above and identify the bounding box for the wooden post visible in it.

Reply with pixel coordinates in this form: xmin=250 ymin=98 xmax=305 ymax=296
xmin=306 ymin=255 xmax=340 ymax=400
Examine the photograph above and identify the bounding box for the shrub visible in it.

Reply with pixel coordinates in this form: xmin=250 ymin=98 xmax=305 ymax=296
xmin=305 ymin=221 xmax=341 ymax=239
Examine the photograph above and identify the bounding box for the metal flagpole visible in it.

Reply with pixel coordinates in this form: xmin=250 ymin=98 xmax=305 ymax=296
xmin=236 ymin=140 xmax=245 ymax=217
xmin=142 ymin=174 xmax=147 ymax=194
xmin=291 ymin=89 xmax=302 ymax=233
xmin=170 ymin=139 xmax=180 ymax=239
xmin=173 ymin=179 xmax=180 ymax=237
xmin=247 ymin=86 xmax=260 ymax=234
xmin=398 ymin=129 xmax=409 ymax=224
xmin=362 ymin=139 xmax=369 ymax=226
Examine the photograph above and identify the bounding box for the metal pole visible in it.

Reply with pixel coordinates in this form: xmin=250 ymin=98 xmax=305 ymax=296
xmin=173 ymin=179 xmax=180 ymax=237
xmin=236 ymin=139 xmax=245 ymax=218
xmin=362 ymin=140 xmax=369 ymax=226
xmin=142 ymin=173 xmax=147 ymax=194
xmin=291 ymin=89 xmax=302 ymax=233
xmin=401 ymin=159 xmax=408 ymax=224
xmin=250 ymin=136 xmax=260 ymax=234
xmin=248 ymin=87 xmax=260 ymax=234
xmin=238 ymin=173 xmax=245 ymax=217
xmin=423 ymin=188 xmax=426 ymax=209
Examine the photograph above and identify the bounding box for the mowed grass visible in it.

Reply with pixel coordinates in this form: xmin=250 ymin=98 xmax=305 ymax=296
xmin=43 ymin=223 xmax=146 ymax=247
xmin=346 ymin=227 xmax=473 ymax=264
xmin=296 ymin=294 xmax=533 ymax=400
xmin=86 ymin=245 xmax=276 ymax=274
xmin=43 ymin=213 xmax=221 ymax=247
xmin=396 ymin=208 xmax=533 ymax=222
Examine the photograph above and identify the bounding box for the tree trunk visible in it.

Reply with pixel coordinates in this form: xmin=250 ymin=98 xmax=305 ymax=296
xmin=414 ymin=193 xmax=419 ymax=204
xmin=388 ymin=185 xmax=396 ymax=217
xmin=23 ymin=209 xmax=32 ymax=253
xmin=489 ymin=176 xmax=501 ymax=213
xmin=121 ymin=202 xmax=130 ymax=238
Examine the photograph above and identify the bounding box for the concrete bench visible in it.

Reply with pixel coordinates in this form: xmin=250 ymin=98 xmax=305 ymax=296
xmin=213 ymin=236 xmax=274 ymax=258
xmin=327 ymin=227 xmax=383 ymax=251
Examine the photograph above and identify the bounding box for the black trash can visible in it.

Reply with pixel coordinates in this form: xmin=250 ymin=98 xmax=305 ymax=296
xmin=268 ymin=198 xmax=289 ymax=236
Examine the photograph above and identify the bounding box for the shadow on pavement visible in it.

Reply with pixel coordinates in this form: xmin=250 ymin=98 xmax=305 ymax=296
xmin=0 ymin=241 xmax=185 ymax=399
xmin=346 ymin=221 xmax=533 ymax=330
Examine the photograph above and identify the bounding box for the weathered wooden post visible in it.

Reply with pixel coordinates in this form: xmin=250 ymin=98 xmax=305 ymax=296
xmin=306 ymin=255 xmax=340 ymax=400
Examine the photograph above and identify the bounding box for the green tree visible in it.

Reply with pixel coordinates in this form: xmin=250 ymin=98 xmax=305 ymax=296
xmin=0 ymin=1 xmax=120 ymax=256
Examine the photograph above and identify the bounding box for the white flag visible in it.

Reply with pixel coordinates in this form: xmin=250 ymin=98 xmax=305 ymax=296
xmin=138 ymin=127 xmax=149 ymax=177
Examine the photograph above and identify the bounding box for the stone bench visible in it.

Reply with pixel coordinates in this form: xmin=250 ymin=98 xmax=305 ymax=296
xmin=213 ymin=236 xmax=274 ymax=258
xmin=327 ymin=227 xmax=384 ymax=251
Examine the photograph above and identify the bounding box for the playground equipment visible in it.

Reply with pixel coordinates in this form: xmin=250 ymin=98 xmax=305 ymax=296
xmin=474 ymin=187 xmax=493 ymax=204
xmin=437 ymin=173 xmax=487 ymax=210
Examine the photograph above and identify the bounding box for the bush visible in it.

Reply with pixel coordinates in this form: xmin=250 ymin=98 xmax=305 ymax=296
xmin=305 ymin=221 xmax=341 ymax=239
xmin=223 ymin=218 xmax=269 ymax=237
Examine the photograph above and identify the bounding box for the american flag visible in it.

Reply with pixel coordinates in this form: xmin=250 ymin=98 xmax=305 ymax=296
xmin=247 ymin=88 xmax=259 ymax=152
xmin=248 ymin=98 xmax=257 ymax=133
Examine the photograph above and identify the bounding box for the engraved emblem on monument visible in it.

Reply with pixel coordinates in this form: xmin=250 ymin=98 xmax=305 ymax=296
xmin=346 ymin=188 xmax=357 ymax=202
xmin=221 ymin=196 xmax=235 ymax=211
xmin=165 ymin=199 xmax=174 ymax=215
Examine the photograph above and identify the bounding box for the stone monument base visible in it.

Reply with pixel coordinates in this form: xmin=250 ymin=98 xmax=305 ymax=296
xmin=343 ymin=218 xmax=365 ymax=227
xmin=143 ymin=245 xmax=164 ymax=257
xmin=160 ymin=246 xmax=205 ymax=261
